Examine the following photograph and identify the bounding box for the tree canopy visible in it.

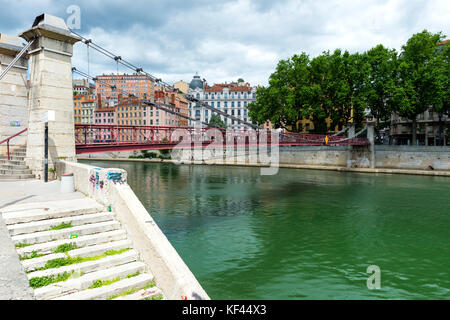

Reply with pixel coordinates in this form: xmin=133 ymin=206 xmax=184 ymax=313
xmin=248 ymin=30 xmax=449 ymax=143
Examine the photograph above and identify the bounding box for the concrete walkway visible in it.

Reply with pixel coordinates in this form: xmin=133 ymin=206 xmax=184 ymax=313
xmin=0 ymin=179 xmax=85 ymax=300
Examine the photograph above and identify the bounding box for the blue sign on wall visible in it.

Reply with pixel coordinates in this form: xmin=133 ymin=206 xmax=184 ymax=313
xmin=10 ymin=121 xmax=20 ymax=127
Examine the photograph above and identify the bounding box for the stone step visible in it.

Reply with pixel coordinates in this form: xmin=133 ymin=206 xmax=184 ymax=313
xmin=27 ymin=249 xmax=139 ymax=281
xmin=0 ymin=169 xmax=31 ymax=175
xmin=22 ymin=239 xmax=134 ymax=272
xmin=0 ymin=164 xmax=29 ymax=170
xmin=7 ymin=211 xmax=114 ymax=236
xmin=0 ymin=174 xmax=35 ymax=180
xmin=1 ymin=198 xmax=105 ymax=225
xmin=11 ymin=220 xmax=121 ymax=245
xmin=33 ymin=261 xmax=147 ymax=300
xmin=0 ymin=152 xmax=27 ymax=158
xmin=17 ymin=229 xmax=128 ymax=256
xmin=0 ymin=155 xmax=25 ymax=161
xmin=52 ymin=273 xmax=154 ymax=300
xmin=0 ymin=159 xmax=25 ymax=164
xmin=112 ymin=286 xmax=163 ymax=300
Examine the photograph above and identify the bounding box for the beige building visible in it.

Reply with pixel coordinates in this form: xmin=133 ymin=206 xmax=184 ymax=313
xmin=173 ymin=80 xmax=189 ymax=94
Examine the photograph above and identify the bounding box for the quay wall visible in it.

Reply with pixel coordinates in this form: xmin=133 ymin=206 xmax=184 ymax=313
xmin=278 ymin=145 xmax=450 ymax=171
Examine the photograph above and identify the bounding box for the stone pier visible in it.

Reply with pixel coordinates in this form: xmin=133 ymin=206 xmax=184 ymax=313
xmin=19 ymin=14 xmax=80 ymax=179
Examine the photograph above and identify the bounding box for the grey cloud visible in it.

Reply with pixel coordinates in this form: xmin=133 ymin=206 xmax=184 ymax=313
xmin=1 ymin=0 xmax=449 ymax=86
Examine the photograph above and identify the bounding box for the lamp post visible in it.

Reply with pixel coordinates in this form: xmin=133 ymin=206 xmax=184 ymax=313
xmin=41 ymin=110 xmax=55 ymax=182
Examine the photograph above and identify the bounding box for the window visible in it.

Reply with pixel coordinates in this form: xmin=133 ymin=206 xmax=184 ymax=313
xmin=231 ymin=102 xmax=235 ymax=108
xmin=252 ymin=93 xmax=256 ymax=99
xmin=238 ymin=102 xmax=241 ymax=107
xmin=238 ymin=93 xmax=241 ymax=99
xmin=224 ymin=102 xmax=228 ymax=107
xmin=211 ymin=102 xmax=215 ymax=107
xmin=244 ymin=93 xmax=247 ymax=99
xmin=217 ymin=102 xmax=220 ymax=108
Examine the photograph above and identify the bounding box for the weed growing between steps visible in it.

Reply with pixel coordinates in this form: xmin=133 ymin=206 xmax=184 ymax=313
xmin=15 ymin=242 xmax=31 ymax=248
xmin=53 ymin=242 xmax=78 ymax=253
xmin=19 ymin=250 xmax=44 ymax=260
xmin=89 ymin=276 xmax=121 ymax=289
xmin=106 ymin=280 xmax=156 ymax=300
xmin=48 ymin=222 xmax=73 ymax=230
xmin=142 ymin=294 xmax=163 ymax=300
xmin=32 ymin=248 xmax=131 ymax=271
xmin=88 ymin=271 xmax=141 ymax=289
xmin=29 ymin=272 xmax=71 ymax=288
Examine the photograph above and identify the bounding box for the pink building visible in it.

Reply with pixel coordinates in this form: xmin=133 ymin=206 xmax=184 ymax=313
xmin=94 ymin=106 xmax=116 ymax=141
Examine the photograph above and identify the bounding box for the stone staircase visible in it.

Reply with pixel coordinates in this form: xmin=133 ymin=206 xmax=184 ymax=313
xmin=1 ymin=197 xmax=165 ymax=300
xmin=0 ymin=145 xmax=35 ymax=180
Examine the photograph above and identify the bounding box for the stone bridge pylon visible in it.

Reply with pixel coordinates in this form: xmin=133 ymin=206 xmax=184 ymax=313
xmin=0 ymin=14 xmax=80 ymax=179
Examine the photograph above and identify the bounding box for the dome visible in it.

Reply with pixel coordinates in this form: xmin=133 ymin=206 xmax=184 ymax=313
xmin=189 ymin=74 xmax=203 ymax=90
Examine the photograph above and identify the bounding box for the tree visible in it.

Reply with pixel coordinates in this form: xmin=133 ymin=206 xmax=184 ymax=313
xmin=392 ymin=30 xmax=445 ymax=145
xmin=208 ymin=113 xmax=226 ymax=129
xmin=433 ymin=41 xmax=450 ymax=144
xmin=248 ymin=53 xmax=311 ymax=132
xmin=364 ymin=45 xmax=398 ymax=139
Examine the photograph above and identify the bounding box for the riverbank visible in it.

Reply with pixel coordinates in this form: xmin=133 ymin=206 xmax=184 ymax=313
xmin=77 ymin=157 xmax=450 ymax=177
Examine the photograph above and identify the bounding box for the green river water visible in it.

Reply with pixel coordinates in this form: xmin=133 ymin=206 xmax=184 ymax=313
xmin=81 ymin=160 xmax=450 ymax=299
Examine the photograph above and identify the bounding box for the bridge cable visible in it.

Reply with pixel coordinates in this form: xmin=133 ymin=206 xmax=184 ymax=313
xmin=70 ymin=30 xmax=361 ymax=143
xmin=69 ymin=29 xmax=257 ymax=130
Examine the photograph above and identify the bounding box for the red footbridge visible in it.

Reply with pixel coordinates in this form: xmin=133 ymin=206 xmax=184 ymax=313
xmin=74 ymin=124 xmax=369 ymax=154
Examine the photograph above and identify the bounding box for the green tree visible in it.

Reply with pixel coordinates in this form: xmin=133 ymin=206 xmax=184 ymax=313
xmin=433 ymin=42 xmax=450 ymax=144
xmin=392 ymin=30 xmax=445 ymax=145
xmin=248 ymin=53 xmax=311 ymax=132
xmin=364 ymin=45 xmax=399 ymax=139
xmin=208 ymin=113 xmax=226 ymax=129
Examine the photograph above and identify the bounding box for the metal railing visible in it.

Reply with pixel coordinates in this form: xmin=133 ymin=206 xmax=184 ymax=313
xmin=0 ymin=128 xmax=27 ymax=160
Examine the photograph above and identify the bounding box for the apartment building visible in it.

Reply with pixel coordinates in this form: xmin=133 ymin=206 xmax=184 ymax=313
xmin=95 ymin=73 xmax=154 ymax=102
xmin=187 ymin=74 xmax=257 ymax=129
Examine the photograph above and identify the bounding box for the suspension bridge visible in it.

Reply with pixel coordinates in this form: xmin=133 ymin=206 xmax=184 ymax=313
xmin=0 ymin=13 xmax=371 ymax=178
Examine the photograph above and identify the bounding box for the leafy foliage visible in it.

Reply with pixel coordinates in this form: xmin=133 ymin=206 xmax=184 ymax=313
xmin=249 ymin=29 xmax=449 ymax=141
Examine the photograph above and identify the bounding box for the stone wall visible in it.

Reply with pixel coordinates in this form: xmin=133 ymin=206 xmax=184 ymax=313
xmin=277 ymin=145 xmax=449 ymax=171
xmin=0 ymin=37 xmax=29 ymax=153
xmin=374 ymin=145 xmax=450 ymax=170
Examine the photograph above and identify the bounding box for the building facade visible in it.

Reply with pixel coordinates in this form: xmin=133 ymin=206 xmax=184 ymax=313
xmin=73 ymin=94 xmax=96 ymax=125
xmin=187 ymin=74 xmax=257 ymax=129
xmin=73 ymin=79 xmax=95 ymax=96
xmin=173 ymin=80 xmax=189 ymax=94
xmin=95 ymin=73 xmax=154 ymax=102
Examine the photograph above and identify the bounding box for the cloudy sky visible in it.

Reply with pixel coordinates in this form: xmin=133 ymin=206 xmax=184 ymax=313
xmin=0 ymin=0 xmax=448 ymax=86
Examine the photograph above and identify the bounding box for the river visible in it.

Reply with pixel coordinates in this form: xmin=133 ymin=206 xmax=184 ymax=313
xmin=80 ymin=160 xmax=450 ymax=299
